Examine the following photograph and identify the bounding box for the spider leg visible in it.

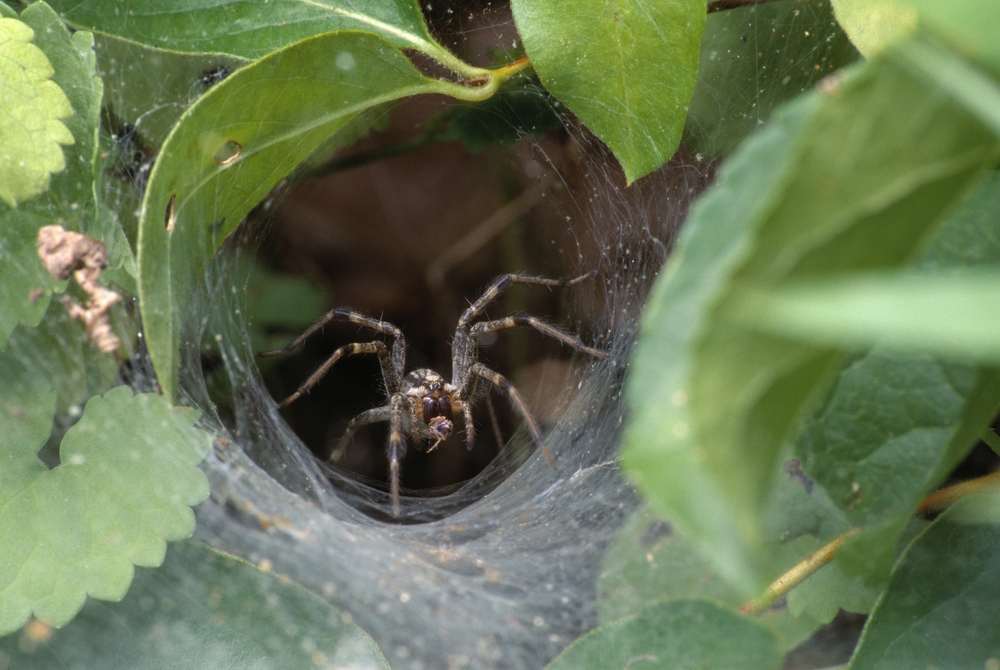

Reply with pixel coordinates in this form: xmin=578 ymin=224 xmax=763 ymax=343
xmin=275 ymin=341 xmax=388 ymax=407
xmin=471 ymin=316 xmax=608 ymax=358
xmin=331 ymin=404 xmax=394 ymax=461
xmin=457 ymin=271 xmax=598 ymax=329
xmin=258 ymin=308 xmax=406 ymax=393
xmin=388 ymin=394 xmax=407 ymax=517
xmin=453 ymin=399 xmax=476 ymax=450
xmin=470 ymin=362 xmax=555 ymax=467
xmin=484 ymin=393 xmax=504 ymax=451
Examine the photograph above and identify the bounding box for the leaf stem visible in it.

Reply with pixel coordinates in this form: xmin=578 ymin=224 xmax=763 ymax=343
xmin=741 ymin=468 xmax=1000 ymax=615
xmin=740 ymin=528 xmax=860 ymax=616
xmin=917 ymin=470 xmax=1000 ymax=514
xmin=432 ymin=56 xmax=534 ymax=103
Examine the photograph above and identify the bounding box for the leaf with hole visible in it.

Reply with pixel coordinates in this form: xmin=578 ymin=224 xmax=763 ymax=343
xmin=510 ymin=0 xmax=706 ymax=183
xmin=0 ymin=540 xmax=392 ymax=669
xmin=136 ymin=30 xmax=462 ymax=402
xmin=0 ymin=385 xmax=214 ymax=635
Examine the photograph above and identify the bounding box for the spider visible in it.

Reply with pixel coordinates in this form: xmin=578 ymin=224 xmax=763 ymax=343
xmin=259 ymin=272 xmax=608 ymax=517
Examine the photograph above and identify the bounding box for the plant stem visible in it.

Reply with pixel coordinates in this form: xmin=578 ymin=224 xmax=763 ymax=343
xmin=434 ymin=56 xmax=534 ymax=102
xmin=740 ymin=528 xmax=859 ymax=616
xmin=741 ymin=468 xmax=1000 ymax=615
xmin=917 ymin=470 xmax=1000 ymax=514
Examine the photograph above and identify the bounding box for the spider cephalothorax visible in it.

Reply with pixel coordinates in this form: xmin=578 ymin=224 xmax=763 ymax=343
xmin=260 ymin=272 xmax=607 ymax=517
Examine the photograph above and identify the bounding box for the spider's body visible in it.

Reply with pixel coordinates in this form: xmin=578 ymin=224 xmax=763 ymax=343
xmin=260 ymin=272 xmax=607 ymax=517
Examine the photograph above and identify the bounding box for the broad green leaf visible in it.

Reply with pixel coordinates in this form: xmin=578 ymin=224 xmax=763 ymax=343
xmin=623 ymin=35 xmax=1000 ymax=594
xmin=45 ymin=0 xmax=475 ymax=77
xmin=0 ymin=385 xmax=214 ymax=634
xmin=830 ymin=0 xmax=917 ymax=57
xmin=0 ymin=540 xmax=391 ymax=669
xmin=0 ymin=14 xmax=73 ymax=207
xmin=94 ymin=34 xmax=247 ymax=290
xmin=546 ymin=599 xmax=780 ymax=670
xmin=510 ymin=0 xmax=706 ymax=183
xmin=137 ymin=31 xmax=459 ymax=402
xmin=849 ymin=494 xmax=1000 ymax=669
xmin=599 ymin=505 xmax=824 ymax=652
xmin=685 ymin=0 xmax=859 ymax=156
xmin=0 ymin=2 xmax=105 ymax=347
xmin=735 ymin=271 xmax=1000 ymax=362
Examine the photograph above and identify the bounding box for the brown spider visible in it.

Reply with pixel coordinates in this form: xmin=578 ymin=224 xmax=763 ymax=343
xmin=259 ymin=272 xmax=608 ymax=517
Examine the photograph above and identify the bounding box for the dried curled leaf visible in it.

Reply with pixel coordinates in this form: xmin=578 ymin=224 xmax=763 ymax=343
xmin=37 ymin=225 xmax=120 ymax=353
xmin=0 ymin=16 xmax=74 ymax=207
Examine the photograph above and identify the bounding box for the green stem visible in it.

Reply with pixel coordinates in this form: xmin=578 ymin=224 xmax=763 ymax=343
xmin=431 ymin=57 xmax=533 ymax=102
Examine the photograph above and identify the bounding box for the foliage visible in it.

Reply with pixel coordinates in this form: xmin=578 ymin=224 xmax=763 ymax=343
xmin=2 ymin=0 xmax=999 ymax=667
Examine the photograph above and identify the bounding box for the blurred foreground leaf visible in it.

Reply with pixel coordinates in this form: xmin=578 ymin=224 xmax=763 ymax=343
xmin=623 ymin=33 xmax=1000 ymax=594
xmin=737 ymin=271 xmax=1000 ymax=362
xmin=546 ymin=599 xmax=780 ymax=670
xmin=0 ymin=386 xmax=213 ymax=634
xmin=0 ymin=541 xmax=391 ymax=670
xmin=511 ymin=0 xmax=705 ymax=183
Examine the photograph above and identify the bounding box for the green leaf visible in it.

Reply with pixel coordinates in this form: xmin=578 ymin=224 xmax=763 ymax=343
xmin=45 ymin=0 xmax=475 ymax=76
xmin=896 ymin=0 xmax=1000 ymax=77
xmin=0 ymin=540 xmax=391 ymax=669
xmin=623 ymin=35 xmax=1000 ymax=594
xmin=546 ymin=599 xmax=780 ymax=670
xmin=735 ymin=271 xmax=1000 ymax=362
xmin=685 ymin=0 xmax=860 ymax=157
xmin=136 ymin=31 xmax=452 ymax=402
xmin=830 ymin=0 xmax=917 ymax=57
xmin=849 ymin=494 xmax=1000 ymax=669
xmin=0 ymin=385 xmax=214 ymax=634
xmin=0 ymin=14 xmax=74 ymax=207
xmin=510 ymin=0 xmax=706 ymax=183
xmin=0 ymin=2 xmax=106 ymax=347
xmin=599 ymin=505 xmax=824 ymax=652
